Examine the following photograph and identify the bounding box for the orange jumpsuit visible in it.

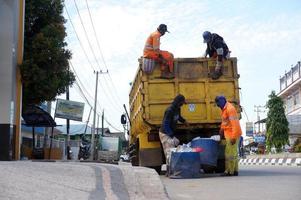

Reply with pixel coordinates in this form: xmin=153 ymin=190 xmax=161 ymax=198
xmin=220 ymin=102 xmax=242 ymax=175
xmin=143 ymin=30 xmax=174 ymax=73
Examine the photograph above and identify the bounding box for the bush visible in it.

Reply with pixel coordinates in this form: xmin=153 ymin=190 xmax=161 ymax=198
xmin=293 ymin=139 xmax=301 ymax=152
xmin=294 ymin=143 xmax=301 ymax=152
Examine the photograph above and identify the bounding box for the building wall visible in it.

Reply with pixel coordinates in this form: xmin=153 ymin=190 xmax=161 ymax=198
xmin=0 ymin=0 xmax=24 ymax=160
xmin=278 ymin=61 xmax=301 ymax=146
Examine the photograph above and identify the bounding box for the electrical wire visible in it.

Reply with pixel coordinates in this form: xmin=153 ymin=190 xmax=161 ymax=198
xmin=239 ymin=90 xmax=250 ymax=122
xmin=72 ymin=0 xmax=122 ymax=112
xmin=64 ymin=2 xmax=124 ymax=130
xmin=70 ymin=64 xmax=123 ymax=131
xmin=64 ymin=4 xmax=96 ymax=72
xmin=84 ymin=0 xmax=124 ymax=106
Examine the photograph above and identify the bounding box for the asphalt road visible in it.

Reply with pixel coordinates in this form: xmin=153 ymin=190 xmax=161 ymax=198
xmin=161 ymin=165 xmax=301 ymax=200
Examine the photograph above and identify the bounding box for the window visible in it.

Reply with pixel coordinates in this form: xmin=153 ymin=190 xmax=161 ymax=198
xmin=293 ymin=91 xmax=300 ymax=106
xmin=286 ymin=72 xmax=292 ymax=85
xmin=286 ymin=96 xmax=293 ymax=113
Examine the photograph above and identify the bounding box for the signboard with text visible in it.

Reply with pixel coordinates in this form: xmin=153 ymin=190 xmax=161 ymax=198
xmin=55 ymin=99 xmax=85 ymax=121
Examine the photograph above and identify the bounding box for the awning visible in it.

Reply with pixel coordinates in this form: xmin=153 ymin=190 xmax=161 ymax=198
xmin=254 ymin=118 xmax=266 ymax=124
xmin=22 ymin=105 xmax=56 ymax=127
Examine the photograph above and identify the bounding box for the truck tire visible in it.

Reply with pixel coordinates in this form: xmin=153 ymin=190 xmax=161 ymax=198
xmin=150 ymin=166 xmax=162 ymax=175
xmin=215 ymin=159 xmax=225 ymax=173
xmin=202 ymin=164 xmax=215 ymax=174
xmin=130 ymin=140 xmax=139 ymax=166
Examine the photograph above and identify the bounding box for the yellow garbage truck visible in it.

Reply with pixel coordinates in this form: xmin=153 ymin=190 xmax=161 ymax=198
xmin=128 ymin=57 xmax=241 ymax=173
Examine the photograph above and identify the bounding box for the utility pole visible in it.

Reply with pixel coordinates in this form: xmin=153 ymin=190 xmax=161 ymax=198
xmin=90 ymin=71 xmax=99 ymax=160
xmin=66 ymin=82 xmax=70 ymax=160
xmin=90 ymin=70 xmax=108 ymax=160
xmin=254 ymin=105 xmax=265 ymax=133
xmin=84 ymin=107 xmax=92 ymax=134
xmin=102 ymin=110 xmax=104 ymax=137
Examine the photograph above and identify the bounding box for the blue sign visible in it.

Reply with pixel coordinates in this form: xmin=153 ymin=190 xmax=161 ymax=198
xmin=254 ymin=135 xmax=265 ymax=144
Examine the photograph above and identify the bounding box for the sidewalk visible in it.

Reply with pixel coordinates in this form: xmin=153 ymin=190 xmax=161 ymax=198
xmin=239 ymin=153 xmax=301 ymax=167
xmin=0 ymin=161 xmax=169 ymax=200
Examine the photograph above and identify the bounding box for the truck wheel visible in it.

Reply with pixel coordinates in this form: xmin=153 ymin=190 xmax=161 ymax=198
xmin=150 ymin=166 xmax=162 ymax=175
xmin=215 ymin=159 xmax=225 ymax=173
xmin=130 ymin=140 xmax=139 ymax=166
xmin=202 ymin=164 xmax=216 ymax=174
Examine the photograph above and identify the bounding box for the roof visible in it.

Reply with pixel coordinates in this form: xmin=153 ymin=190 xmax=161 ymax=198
xmin=56 ymin=124 xmax=110 ymax=136
xmin=103 ymin=132 xmax=126 ymax=141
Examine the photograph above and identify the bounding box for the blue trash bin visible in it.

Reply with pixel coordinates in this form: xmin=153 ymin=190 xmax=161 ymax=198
xmin=169 ymin=152 xmax=201 ymax=179
xmin=190 ymin=138 xmax=219 ymax=167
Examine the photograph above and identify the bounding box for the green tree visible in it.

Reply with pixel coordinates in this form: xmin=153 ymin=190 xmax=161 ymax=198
xmin=266 ymin=91 xmax=289 ymax=153
xmin=20 ymin=0 xmax=75 ymax=106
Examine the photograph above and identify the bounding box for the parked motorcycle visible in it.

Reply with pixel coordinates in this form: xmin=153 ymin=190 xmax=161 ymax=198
xmin=78 ymin=136 xmax=91 ymax=160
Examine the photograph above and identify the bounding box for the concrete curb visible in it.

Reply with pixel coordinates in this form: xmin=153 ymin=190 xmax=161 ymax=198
xmin=239 ymin=157 xmax=301 ymax=167
xmin=0 ymin=161 xmax=169 ymax=200
xmin=118 ymin=164 xmax=169 ymax=200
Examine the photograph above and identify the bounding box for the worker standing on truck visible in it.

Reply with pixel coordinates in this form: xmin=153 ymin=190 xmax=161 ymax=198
xmin=159 ymin=94 xmax=189 ymax=176
xmin=203 ymin=31 xmax=230 ymax=80
xmin=215 ymin=96 xmax=242 ymax=176
xmin=143 ymin=24 xmax=174 ymax=79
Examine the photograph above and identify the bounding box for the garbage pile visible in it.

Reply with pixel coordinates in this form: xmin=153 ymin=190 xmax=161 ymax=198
xmin=171 ymin=135 xmax=220 ymax=153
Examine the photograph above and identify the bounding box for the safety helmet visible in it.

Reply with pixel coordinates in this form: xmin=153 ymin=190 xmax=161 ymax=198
xmin=215 ymin=95 xmax=227 ymax=109
xmin=203 ymin=31 xmax=212 ymax=43
xmin=157 ymin=24 xmax=169 ymax=34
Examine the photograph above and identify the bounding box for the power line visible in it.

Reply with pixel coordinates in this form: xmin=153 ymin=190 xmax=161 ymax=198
xmin=69 ymin=62 xmax=95 ymax=104
xmin=63 ymin=4 xmax=96 ymax=72
xmin=105 ymin=118 xmax=123 ymax=132
xmin=73 ymin=80 xmax=122 ymax=131
xmin=64 ymin=2 xmax=123 ymax=130
xmin=66 ymin=1 xmax=122 ymax=113
xmin=239 ymin=90 xmax=250 ymax=122
xmin=84 ymin=0 xmax=124 ymax=105
xmin=64 ymin=18 xmax=122 ymax=115
xmin=70 ymin=64 xmax=123 ymax=131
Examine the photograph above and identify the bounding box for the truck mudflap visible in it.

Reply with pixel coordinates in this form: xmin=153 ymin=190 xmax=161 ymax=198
xmin=139 ymin=147 xmax=163 ymax=166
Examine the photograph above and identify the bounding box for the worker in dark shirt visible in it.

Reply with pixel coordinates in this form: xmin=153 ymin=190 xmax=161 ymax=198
xmin=203 ymin=31 xmax=230 ymax=80
xmin=159 ymin=94 xmax=189 ymax=176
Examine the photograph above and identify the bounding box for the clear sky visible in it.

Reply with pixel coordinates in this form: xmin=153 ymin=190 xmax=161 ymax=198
xmin=60 ymin=0 xmax=301 ymax=134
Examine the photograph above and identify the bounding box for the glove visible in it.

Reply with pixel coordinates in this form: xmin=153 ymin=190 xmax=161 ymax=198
xmin=219 ymin=128 xmax=224 ymax=139
xmin=173 ymin=137 xmax=180 ymax=146
xmin=184 ymin=121 xmax=190 ymax=127
xmin=230 ymin=138 xmax=236 ymax=145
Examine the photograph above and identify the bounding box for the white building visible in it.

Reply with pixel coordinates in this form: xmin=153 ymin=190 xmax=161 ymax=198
xmin=278 ymin=61 xmax=301 ymax=145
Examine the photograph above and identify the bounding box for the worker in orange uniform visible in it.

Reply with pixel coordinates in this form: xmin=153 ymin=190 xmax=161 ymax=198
xmin=215 ymin=96 xmax=242 ymax=176
xmin=143 ymin=24 xmax=174 ymax=79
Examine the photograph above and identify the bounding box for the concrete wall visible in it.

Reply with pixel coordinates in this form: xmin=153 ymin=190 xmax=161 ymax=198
xmin=0 ymin=0 xmax=24 ymax=160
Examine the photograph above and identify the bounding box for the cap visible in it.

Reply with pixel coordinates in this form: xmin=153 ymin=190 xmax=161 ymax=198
xmin=158 ymin=24 xmax=169 ymax=33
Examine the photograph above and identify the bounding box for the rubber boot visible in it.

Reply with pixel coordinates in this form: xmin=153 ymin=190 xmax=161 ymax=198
xmin=211 ymin=69 xmax=223 ymax=80
xmin=165 ymin=165 xmax=170 ymax=177
xmin=160 ymin=70 xmax=174 ymax=79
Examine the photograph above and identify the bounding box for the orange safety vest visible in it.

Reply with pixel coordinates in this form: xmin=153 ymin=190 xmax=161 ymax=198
xmin=143 ymin=30 xmax=174 ymax=72
xmin=143 ymin=30 xmax=161 ymax=59
xmin=221 ymin=102 xmax=242 ymax=140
